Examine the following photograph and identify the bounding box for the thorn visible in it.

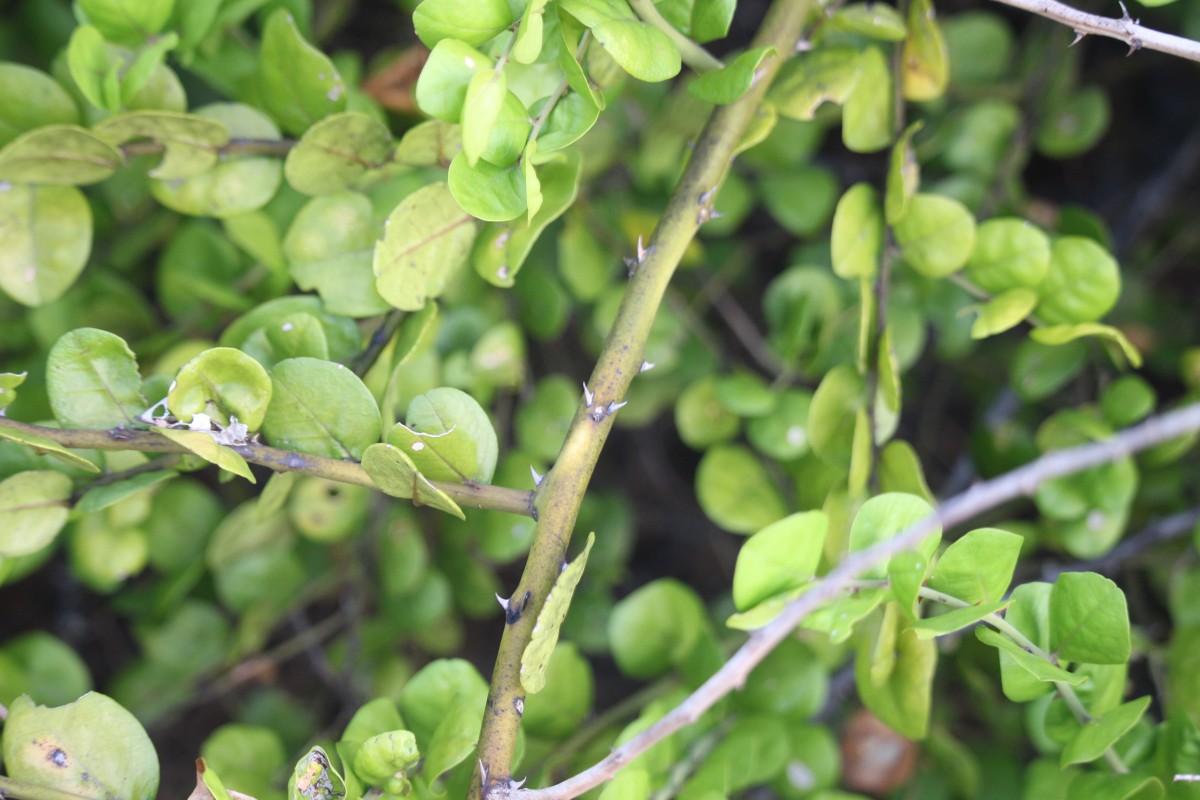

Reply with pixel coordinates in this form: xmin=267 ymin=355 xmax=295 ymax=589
xmin=606 ymin=400 xmax=627 ymax=415
xmin=530 ymin=465 xmax=543 ymax=486
xmin=582 ymin=382 xmax=594 ymax=407
xmin=640 ymin=360 xmax=655 ymax=372
xmin=479 ymin=759 xmax=489 ymax=791
xmin=1070 ymin=29 xmax=1086 ymax=46
xmin=1118 ymin=0 xmax=1132 ymax=20
xmin=496 ymin=593 xmax=510 ymax=611
xmin=697 ymin=186 xmax=716 ymax=206
xmin=636 ymin=235 xmax=649 ymax=263
xmin=1126 ymin=37 xmax=1142 ymax=55
xmin=510 ymin=777 xmax=527 ymax=789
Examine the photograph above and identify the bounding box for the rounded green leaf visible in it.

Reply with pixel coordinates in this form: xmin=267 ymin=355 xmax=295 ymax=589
xmin=150 ymin=103 xmax=283 ymax=218
xmin=1034 ymin=237 xmax=1120 ymax=324
xmin=413 ymin=0 xmax=513 ymax=47
xmin=965 ymin=218 xmax=1051 ymax=293
xmin=592 ymin=19 xmax=681 ymax=82
xmin=287 ymin=476 xmax=367 ymax=543
xmin=854 ymin=602 xmax=936 ymax=739
xmin=1049 ymin=571 xmax=1130 ymax=665
xmin=1061 ymin=696 xmax=1151 ymax=766
xmin=397 ymin=659 xmax=488 ymax=747
xmin=762 ymin=165 xmax=839 ymax=237
xmin=737 ymin=639 xmax=828 ymax=718
xmin=696 ymin=444 xmax=787 ymax=535
xmin=928 ymin=527 xmax=1023 ymax=604
xmin=969 ymin=287 xmax=1038 ymax=339
xmin=0 ymin=64 xmax=79 ymax=148
xmin=944 ymin=12 xmax=1014 ymax=86
xmin=733 ymin=511 xmax=828 ymax=611
xmin=1100 ymin=375 xmax=1155 ymax=428
xmin=675 ymin=376 xmax=739 ymax=450
xmin=78 ymin=0 xmax=173 ymax=41
xmin=386 ymin=387 xmax=498 ymax=483
xmin=829 ymin=3 xmax=908 ymax=39
xmin=2 ymin=633 xmax=92 ymax=708
xmin=849 ymin=492 xmax=941 ymax=578
xmin=895 ymin=193 xmax=976 ymax=278
xmin=1030 ymin=323 xmax=1141 ymax=368
xmin=284 ymin=192 xmax=390 ymax=317
xmin=258 ymin=9 xmax=346 ymax=136
xmin=0 ymin=184 xmax=92 ymax=307
xmin=0 ymin=472 xmax=72 ymax=557
xmin=843 ymin=46 xmax=891 ymax=153
xmin=901 ymin=0 xmax=949 ymax=101
xmin=201 ymin=724 xmax=286 ymax=800
xmin=219 ymin=296 xmax=361 ymax=367
xmin=1035 ymin=86 xmax=1109 ymax=158
xmin=515 ymin=375 xmax=578 ymax=461
xmin=769 ymin=47 xmax=862 ymax=120
xmin=261 ymin=357 xmax=381 ymax=459
xmin=414 ymin=39 xmax=491 ymax=123
xmin=373 ymin=182 xmax=478 ymax=310
xmin=361 ymin=443 xmax=465 ymax=518
xmin=168 ymin=346 xmax=272 ymax=429
xmin=746 ymin=389 xmax=813 ymax=461
xmin=521 ymin=642 xmax=594 ymax=738
xmin=480 ymin=91 xmax=533 ymax=165
xmin=808 ymin=364 xmax=864 ymax=465
xmin=1 ymin=692 xmax=159 ymax=800
xmin=608 ymin=578 xmax=708 ymax=679
xmin=284 ymin=112 xmax=393 ymax=196
xmin=0 ymin=125 xmax=122 ymax=185
xmin=47 ymin=328 xmax=146 ymax=429
xmin=447 ymin=151 xmax=526 ymax=221
xmin=831 ymin=183 xmax=883 ymax=279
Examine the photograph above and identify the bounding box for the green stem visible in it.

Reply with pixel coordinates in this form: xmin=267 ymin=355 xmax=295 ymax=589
xmin=471 ymin=0 xmax=814 ymax=795
xmin=0 ymin=417 xmax=533 ymax=517
xmin=628 ymin=0 xmax=724 ymax=72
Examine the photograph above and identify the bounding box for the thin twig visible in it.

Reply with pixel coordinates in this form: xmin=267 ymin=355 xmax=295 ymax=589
xmin=503 ymin=402 xmax=1200 ymax=800
xmin=989 ymin=0 xmax=1200 ymax=62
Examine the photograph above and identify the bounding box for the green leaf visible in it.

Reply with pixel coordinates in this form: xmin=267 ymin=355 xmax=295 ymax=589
xmin=843 ymin=46 xmax=891 ymax=153
xmin=769 ymin=47 xmax=862 ymax=120
xmin=385 ymin=387 xmax=498 ymax=483
xmin=361 ymin=443 xmax=465 ymax=518
xmin=66 ymin=25 xmax=118 ymax=112
xmin=0 ymin=125 xmax=122 ymax=185
xmin=1100 ymin=375 xmax=1155 ymax=428
xmin=996 ymin=582 xmax=1057 ymax=700
xmin=220 ymin=296 xmax=361 ymax=368
xmin=1049 ymin=571 xmax=1131 ymax=665
xmin=888 ymin=550 xmax=929 ymax=620
xmin=78 ymin=0 xmax=173 ymax=42
xmin=92 ymin=111 xmax=230 ymax=179
xmin=414 ymin=39 xmax=492 ymax=123
xmin=260 ymin=357 xmax=382 ymax=460
xmin=592 ymin=19 xmax=682 ymax=82
xmin=76 ymin=470 xmax=175 ymax=514
xmin=522 ymin=642 xmax=594 ymax=737
xmin=808 ymin=364 xmax=863 ymax=464
xmin=901 ymin=0 xmax=949 ymax=101
xmin=0 ymin=471 xmax=72 ymax=557
xmin=521 ymin=532 xmax=595 ymax=693
xmin=760 ymin=165 xmax=839 ymax=237
xmin=1061 ymin=696 xmax=1151 ymax=767
xmin=910 ymin=600 xmax=1008 ymax=638
xmin=0 ymin=184 xmax=93 ymax=307
xmin=514 ymin=0 xmax=550 ymax=63
xmin=201 ymin=725 xmax=286 ymax=800
xmin=284 ymin=112 xmax=393 ymax=195
xmin=373 ymin=182 xmax=478 ymax=310
xmin=398 ymin=659 xmax=488 ymax=748
xmin=168 ymin=346 xmax=273 ymax=429
xmin=284 ymin=192 xmax=390 ymax=317
xmin=1031 ymin=323 xmax=1142 ymax=368
xmin=150 ymin=103 xmax=283 ymax=218
xmin=895 ymin=193 xmax=976 ymax=278
xmin=746 ymin=389 xmax=812 ymax=461
xmin=831 ymin=183 xmax=883 ymax=280
xmin=732 ymin=512 xmax=828 ymax=611
xmin=155 ymin=428 xmax=256 ymax=483
xmin=965 ymin=218 xmax=1051 ymax=293
xmin=829 ymin=4 xmax=908 ymax=39
xmin=447 ymin=150 xmax=528 ymax=221
xmin=1066 ymin=773 xmax=1163 ymax=800
xmin=689 ymin=47 xmax=775 ymax=105
xmin=352 ymin=731 xmax=419 ymax=787
xmin=0 ymin=64 xmax=80 ymax=149
xmin=801 ymin=589 xmax=888 ymax=642
xmin=258 ymin=9 xmax=346 ymax=136
xmin=394 ymin=120 xmax=461 ymax=168
xmin=0 ymin=426 xmax=100 ymax=472
xmin=969 ymin=287 xmax=1039 ymax=339
xmin=2 ymin=633 xmax=93 ymax=708
xmin=609 ymin=578 xmax=708 ymax=678
xmin=473 ymin=149 xmax=583 ymax=286
xmin=47 ymin=328 xmax=146 ymax=429
xmin=695 ymin=444 xmax=787 ymax=534
xmin=855 ymin=603 xmax=936 ymax=739
xmin=1036 ymin=86 xmax=1109 ymax=158
xmin=482 ymin=91 xmax=535 ymax=163
xmin=879 ymin=439 xmax=933 ymax=502
xmin=289 ymin=746 xmax=346 ymax=800
xmin=928 ymin=528 xmax=1023 ymax=603
xmin=461 ymin=69 xmax=506 ymax=166
xmin=414 ymin=0 xmax=514 ymax=47
xmin=885 ymin=121 xmax=922 ymax=225
xmin=675 ymin=376 xmax=739 ymax=449
xmin=693 ymin=0 xmax=735 ymax=41
xmin=1012 ymin=338 xmax=1088 ymax=401
xmin=849 ymin=493 xmax=941 ymax=579
xmin=1036 ymin=236 xmax=1122 ymax=325
xmin=976 ymin=625 xmax=1085 ymax=684
xmin=1 ymin=692 xmax=159 ymax=800
xmin=422 ymin=694 xmax=480 ymax=788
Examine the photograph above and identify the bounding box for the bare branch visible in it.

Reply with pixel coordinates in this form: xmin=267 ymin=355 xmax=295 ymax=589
xmin=505 ymin=401 xmax=1200 ymax=800
xmin=990 ymin=0 xmax=1200 ymax=61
